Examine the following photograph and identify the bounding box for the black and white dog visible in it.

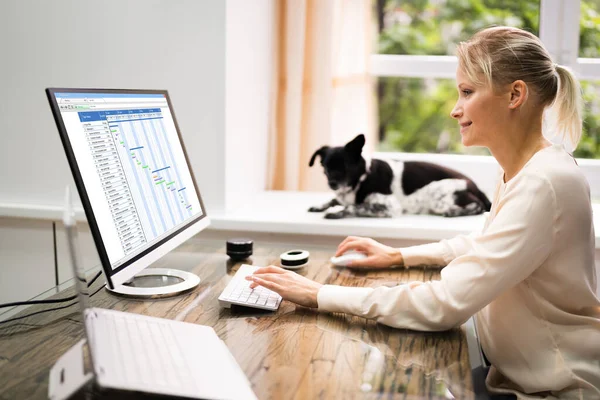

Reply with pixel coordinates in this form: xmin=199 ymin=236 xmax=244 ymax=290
xmin=308 ymin=134 xmax=491 ymax=219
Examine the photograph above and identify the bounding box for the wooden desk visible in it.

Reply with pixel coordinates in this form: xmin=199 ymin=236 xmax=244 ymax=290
xmin=0 ymin=239 xmax=474 ymax=399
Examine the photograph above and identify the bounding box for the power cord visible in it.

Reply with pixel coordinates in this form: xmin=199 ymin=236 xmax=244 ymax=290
xmin=86 ymin=269 xmax=103 ymax=287
xmin=0 ymin=270 xmax=103 ymax=309
xmin=0 ymin=275 xmax=106 ymax=326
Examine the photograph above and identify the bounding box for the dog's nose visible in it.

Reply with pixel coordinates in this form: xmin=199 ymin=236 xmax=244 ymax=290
xmin=328 ymin=181 xmax=339 ymax=190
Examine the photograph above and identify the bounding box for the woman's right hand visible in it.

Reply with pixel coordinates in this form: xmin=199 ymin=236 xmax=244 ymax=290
xmin=335 ymin=236 xmax=404 ymax=269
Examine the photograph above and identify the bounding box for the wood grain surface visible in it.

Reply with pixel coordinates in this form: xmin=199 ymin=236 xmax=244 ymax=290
xmin=0 ymin=238 xmax=474 ymax=399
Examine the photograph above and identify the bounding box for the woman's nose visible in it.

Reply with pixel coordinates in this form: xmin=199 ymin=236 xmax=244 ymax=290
xmin=450 ymin=104 xmax=462 ymax=119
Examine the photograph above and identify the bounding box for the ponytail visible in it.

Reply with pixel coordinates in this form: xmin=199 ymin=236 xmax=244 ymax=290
xmin=552 ymin=65 xmax=583 ymax=151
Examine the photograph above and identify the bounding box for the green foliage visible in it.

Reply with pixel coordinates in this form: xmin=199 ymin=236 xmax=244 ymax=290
xmin=580 ymin=0 xmax=600 ymax=57
xmin=577 ymin=81 xmax=600 ymax=158
xmin=376 ymin=0 xmax=600 ymax=159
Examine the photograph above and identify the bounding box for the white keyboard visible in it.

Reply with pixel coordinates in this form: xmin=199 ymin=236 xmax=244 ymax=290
xmin=83 ymin=307 xmax=258 ymax=400
xmin=91 ymin=309 xmax=197 ymax=393
xmin=218 ymin=264 xmax=282 ymax=311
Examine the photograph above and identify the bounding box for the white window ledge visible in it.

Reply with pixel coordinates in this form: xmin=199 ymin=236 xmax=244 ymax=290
xmin=208 ymin=191 xmax=600 ymax=248
xmin=2 ymin=191 xmax=600 ymax=248
xmin=210 ymin=191 xmax=484 ymax=241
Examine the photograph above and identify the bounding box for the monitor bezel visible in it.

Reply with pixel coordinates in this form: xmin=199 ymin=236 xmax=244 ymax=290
xmin=46 ymin=87 xmax=209 ymax=289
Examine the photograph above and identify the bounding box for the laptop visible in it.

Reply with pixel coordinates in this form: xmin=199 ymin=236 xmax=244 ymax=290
xmin=48 ymin=186 xmax=257 ymax=400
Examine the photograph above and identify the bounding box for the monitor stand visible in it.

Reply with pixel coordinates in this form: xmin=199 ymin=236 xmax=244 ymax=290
xmin=105 ymin=268 xmax=200 ymax=298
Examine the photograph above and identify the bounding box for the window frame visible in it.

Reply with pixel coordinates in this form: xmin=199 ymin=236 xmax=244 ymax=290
xmin=371 ymin=0 xmax=600 ymax=199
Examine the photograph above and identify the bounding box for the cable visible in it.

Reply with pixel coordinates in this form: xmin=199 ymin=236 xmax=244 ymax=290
xmin=89 ymin=284 xmax=105 ymax=298
xmin=0 ymin=300 xmax=82 ymax=325
xmin=87 ymin=270 xmax=102 ymax=287
xmin=0 ymin=295 xmax=77 ymax=308
xmin=0 ymin=281 xmax=106 ymax=326
xmin=0 ymin=270 xmax=103 ymax=309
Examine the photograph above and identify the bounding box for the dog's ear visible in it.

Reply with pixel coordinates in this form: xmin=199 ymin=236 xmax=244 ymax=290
xmin=309 ymin=146 xmax=330 ymax=167
xmin=344 ymin=134 xmax=365 ymax=159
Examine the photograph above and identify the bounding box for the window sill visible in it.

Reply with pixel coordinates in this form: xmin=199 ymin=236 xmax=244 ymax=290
xmin=209 ymin=191 xmax=600 ymax=249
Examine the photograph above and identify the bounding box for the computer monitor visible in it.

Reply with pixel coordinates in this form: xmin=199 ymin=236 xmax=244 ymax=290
xmin=46 ymin=88 xmax=210 ymax=298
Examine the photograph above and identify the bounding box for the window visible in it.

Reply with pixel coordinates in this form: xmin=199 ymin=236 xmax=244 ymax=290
xmin=377 ymin=77 xmax=490 ymax=156
xmin=372 ymin=0 xmax=600 ymax=161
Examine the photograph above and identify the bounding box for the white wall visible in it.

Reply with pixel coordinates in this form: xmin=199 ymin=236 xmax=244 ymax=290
xmin=225 ymin=0 xmax=274 ymax=211
xmin=0 ymin=0 xmax=226 ymax=215
xmin=0 ymin=0 xmax=226 ymax=303
xmin=0 ymin=217 xmax=55 ymax=303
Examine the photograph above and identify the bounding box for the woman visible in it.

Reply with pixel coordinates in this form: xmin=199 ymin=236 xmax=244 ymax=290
xmin=247 ymin=26 xmax=600 ymax=398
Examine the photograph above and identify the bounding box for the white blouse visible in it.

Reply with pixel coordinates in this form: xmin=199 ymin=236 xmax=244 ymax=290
xmin=317 ymin=144 xmax=600 ymax=399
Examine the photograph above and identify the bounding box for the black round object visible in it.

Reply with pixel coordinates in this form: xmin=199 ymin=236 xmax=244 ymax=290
xmin=226 ymin=238 xmax=253 ymax=260
xmin=280 ymin=249 xmax=310 ymax=269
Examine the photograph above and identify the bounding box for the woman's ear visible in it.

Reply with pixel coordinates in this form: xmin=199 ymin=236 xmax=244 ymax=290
xmin=509 ymin=80 xmax=528 ymax=109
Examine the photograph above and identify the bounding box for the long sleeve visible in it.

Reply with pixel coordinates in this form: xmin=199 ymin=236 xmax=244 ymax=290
xmin=400 ymin=180 xmax=498 ymax=267
xmin=317 ymin=173 xmax=556 ymax=331
xmin=399 ymin=230 xmax=482 ymax=267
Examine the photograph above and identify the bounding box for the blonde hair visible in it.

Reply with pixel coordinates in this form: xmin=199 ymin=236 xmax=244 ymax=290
xmin=456 ymin=26 xmax=583 ymax=150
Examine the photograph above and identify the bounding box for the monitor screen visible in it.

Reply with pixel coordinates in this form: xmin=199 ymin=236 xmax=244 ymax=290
xmin=47 ymin=88 xmax=209 ymax=289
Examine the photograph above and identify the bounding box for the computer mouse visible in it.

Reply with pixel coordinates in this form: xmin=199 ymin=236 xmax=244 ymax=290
xmin=330 ymin=251 xmax=368 ymax=266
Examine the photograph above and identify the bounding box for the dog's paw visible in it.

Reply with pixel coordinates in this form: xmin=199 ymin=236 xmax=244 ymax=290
xmin=442 ymin=208 xmax=463 ymax=218
xmin=308 ymin=199 xmax=340 ymax=212
xmin=324 ymin=211 xmax=346 ymax=219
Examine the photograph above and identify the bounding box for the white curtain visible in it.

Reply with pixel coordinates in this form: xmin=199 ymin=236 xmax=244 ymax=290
xmin=267 ymin=0 xmax=376 ymax=191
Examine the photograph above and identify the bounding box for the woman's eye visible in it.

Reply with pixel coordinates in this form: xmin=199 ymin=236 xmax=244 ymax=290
xmin=462 ymin=89 xmax=472 ymax=96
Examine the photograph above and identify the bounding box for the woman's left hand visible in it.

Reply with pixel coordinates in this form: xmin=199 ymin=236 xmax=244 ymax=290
xmin=245 ymin=266 xmax=323 ymax=308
